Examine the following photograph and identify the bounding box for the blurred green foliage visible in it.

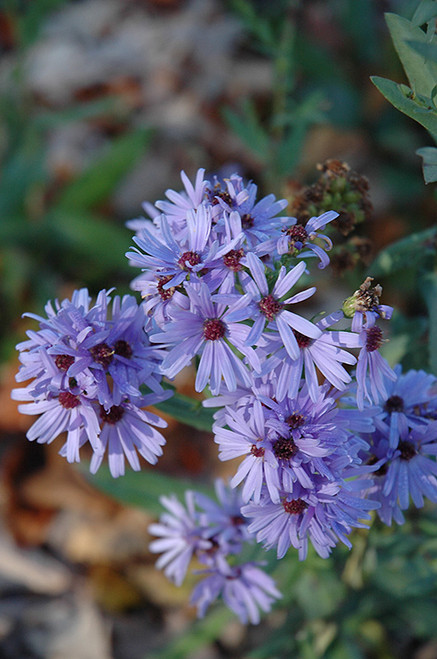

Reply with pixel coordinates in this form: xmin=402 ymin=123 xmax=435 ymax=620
xmin=0 ymin=0 xmax=150 ymax=362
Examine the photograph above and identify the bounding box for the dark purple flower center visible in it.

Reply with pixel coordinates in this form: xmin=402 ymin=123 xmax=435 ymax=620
xmin=90 ymin=342 xmax=114 ymax=369
xmin=212 ymin=191 xmax=232 ymax=206
xmin=384 ymin=395 xmax=404 ymax=413
xmin=292 ymin=329 xmax=312 ymax=349
xmin=283 ymin=498 xmax=307 ymax=515
xmin=55 ymin=354 xmax=74 ymax=371
xmin=286 ymin=412 xmax=305 ymax=429
xmin=286 ymin=224 xmax=308 ymax=247
xmin=157 ymin=275 xmax=176 ymax=301
xmin=250 ymin=444 xmax=265 ymax=458
xmin=223 ymin=248 xmax=244 ymax=271
xmin=366 ymin=454 xmax=388 ymax=476
xmin=365 ymin=326 xmax=383 ymax=352
xmin=399 ymin=440 xmax=416 ymax=461
xmin=178 ymin=251 xmax=201 ymax=271
xmin=259 ymin=294 xmax=283 ymax=321
xmin=231 ymin=515 xmax=245 ymax=526
xmin=273 ymin=436 xmax=298 ymax=460
xmin=114 ymin=340 xmax=133 ymax=359
xmin=58 ymin=391 xmax=80 ymax=409
xmin=241 ymin=213 xmax=254 ymax=229
xmin=100 ymin=405 xmax=125 ymax=425
xmin=203 ymin=318 xmax=226 ymax=341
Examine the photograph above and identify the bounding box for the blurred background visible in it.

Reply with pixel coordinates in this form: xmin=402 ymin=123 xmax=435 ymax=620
xmin=0 ymin=1 xmax=436 ymax=657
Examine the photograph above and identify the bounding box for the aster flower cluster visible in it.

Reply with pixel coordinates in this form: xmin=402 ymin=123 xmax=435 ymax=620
xmin=149 ymin=479 xmax=281 ymax=624
xmin=13 ymin=168 xmax=437 ymax=625
xmin=355 ymin=366 xmax=437 ymax=525
xmin=12 ymin=289 xmax=171 ymax=477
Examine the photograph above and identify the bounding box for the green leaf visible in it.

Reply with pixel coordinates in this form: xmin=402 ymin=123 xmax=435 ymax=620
xmin=84 ymin=465 xmax=212 ymax=514
xmin=370 ymin=76 xmax=437 ymax=135
xmin=421 ymin=271 xmax=437 ymax=374
xmin=5 ymin=0 xmax=66 ymax=48
xmin=154 ymin=392 xmax=215 ymax=432
xmin=148 ymin=607 xmax=233 ymax=659
xmin=368 ymin=226 xmax=437 ymax=277
xmin=229 ymin=0 xmax=276 ymax=53
xmin=385 ymin=12 xmax=437 ymax=97
xmin=411 ymin=0 xmax=437 ymax=27
xmin=56 ymin=128 xmax=151 ymax=209
xmin=407 ymin=39 xmax=437 ymax=64
xmin=49 ymin=209 xmax=132 ymax=275
xmin=34 ymin=97 xmax=121 ymax=129
xmin=222 ymin=100 xmax=270 ymax=162
xmin=417 ymin=145 xmax=437 ymax=182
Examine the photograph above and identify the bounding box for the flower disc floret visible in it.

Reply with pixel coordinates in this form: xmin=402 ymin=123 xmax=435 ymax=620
xmin=203 ymin=318 xmax=226 ymax=341
xmin=55 ymin=354 xmax=75 ymax=371
xmin=259 ymin=294 xmax=283 ymax=321
xmin=365 ymin=326 xmax=383 ymax=352
xmin=282 ymin=498 xmax=307 ymax=515
xmin=58 ymin=391 xmax=80 ymax=409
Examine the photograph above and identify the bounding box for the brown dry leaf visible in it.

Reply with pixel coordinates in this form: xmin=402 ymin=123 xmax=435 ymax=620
xmin=88 ymin=564 xmax=143 ymax=613
xmin=48 ymin=506 xmax=152 ymax=565
xmin=127 ymin=564 xmax=194 ymax=608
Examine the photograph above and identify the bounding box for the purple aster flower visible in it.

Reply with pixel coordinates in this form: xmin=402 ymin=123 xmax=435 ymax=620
xmin=277 ymin=211 xmax=338 ymax=269
xmin=261 ymin=315 xmax=359 ymax=402
xmin=356 ymin=325 xmax=396 ymax=409
xmin=126 ymin=205 xmax=241 ymax=292
xmin=194 ymin=479 xmax=250 ymax=549
xmin=149 ymin=479 xmax=281 ymax=624
xmin=149 ymin=490 xmax=210 ymax=586
xmin=242 ymin=477 xmax=378 ymax=560
xmin=374 ymin=366 xmax=437 ymax=449
xmin=11 ymin=387 xmax=101 ymax=463
xmin=12 ymin=288 xmax=170 ymax=475
xmin=260 ymin=386 xmax=365 ymax=485
xmin=214 ymin=399 xmax=280 ymax=504
xmin=87 ymin=398 xmax=167 ymax=478
xmin=381 ymin=422 xmax=437 ymax=510
xmin=191 ymin=559 xmax=281 ymax=625
xmin=150 ymin=280 xmax=257 ymax=394
xmin=227 ymin=252 xmax=321 ymax=360
xmin=156 ymin=168 xmax=209 ymax=225
xmin=363 ymin=422 xmax=437 ymax=524
xmin=208 ymin=173 xmax=288 ymax=248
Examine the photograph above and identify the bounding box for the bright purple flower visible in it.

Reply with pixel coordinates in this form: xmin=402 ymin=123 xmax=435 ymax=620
xmin=214 ymin=399 xmax=280 ymax=503
xmin=194 ymin=479 xmax=250 ymax=548
xmin=227 ymin=252 xmax=321 ymax=360
xmin=149 ymin=491 xmax=209 ymax=586
xmin=150 ymin=281 xmax=257 ymax=394
xmin=375 ymin=366 xmax=437 ymax=449
xmin=261 ymin=314 xmax=359 ymax=402
xmin=11 ymin=387 xmax=101 ymax=463
xmin=12 ymin=288 xmax=170 ymax=475
xmin=140 ymin=168 xmax=209 ymax=233
xmin=380 ymin=422 xmax=437 ymax=511
xmin=208 ymin=173 xmax=288 ymax=248
xmin=277 ymin=211 xmax=337 ymax=269
xmin=87 ymin=399 xmax=167 ymax=478
xmin=191 ymin=560 xmax=281 ymax=625
xmin=242 ymin=477 xmax=378 ymax=560
xmin=356 ymin=325 xmax=396 ymax=409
